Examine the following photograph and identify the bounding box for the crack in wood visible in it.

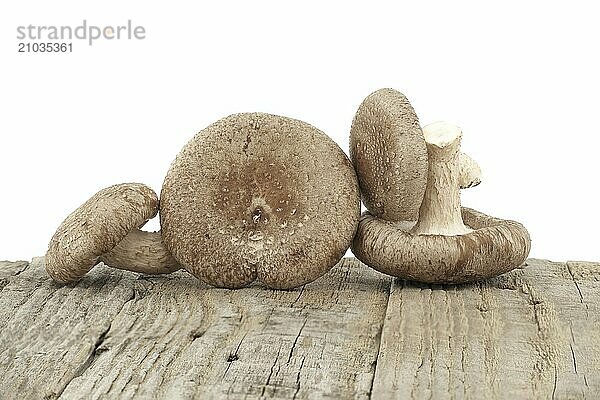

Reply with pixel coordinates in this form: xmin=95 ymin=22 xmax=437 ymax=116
xmin=286 ymin=319 xmax=307 ymax=364
xmin=290 ymin=286 xmax=305 ymax=308
xmin=366 ymin=276 xmax=394 ymax=398
xmin=222 ymin=332 xmax=247 ymax=379
xmin=552 ymin=364 xmax=558 ymax=400
xmin=52 ymin=321 xmax=113 ymax=399
xmin=259 ymin=345 xmax=282 ymax=398
xmin=567 ymin=263 xmax=589 ymax=319
xmin=291 ymin=356 xmax=305 ymax=400
xmin=569 ymin=343 xmax=578 ymax=374
xmin=0 ymin=261 xmax=29 ymax=291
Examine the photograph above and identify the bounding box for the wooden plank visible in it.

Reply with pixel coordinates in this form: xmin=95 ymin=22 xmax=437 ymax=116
xmin=564 ymin=260 xmax=600 ymax=395
xmin=58 ymin=258 xmax=391 ymax=399
xmin=61 ymin=258 xmax=391 ymax=399
xmin=0 ymin=258 xmax=391 ymax=399
xmin=1 ymin=257 xmax=598 ymax=399
xmin=370 ymin=258 xmax=600 ymax=399
xmin=0 ymin=257 xmax=136 ymax=399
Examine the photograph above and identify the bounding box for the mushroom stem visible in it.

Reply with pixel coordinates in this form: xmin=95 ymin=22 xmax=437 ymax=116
xmin=411 ymin=122 xmax=471 ymax=236
xmin=99 ymin=230 xmax=180 ymax=274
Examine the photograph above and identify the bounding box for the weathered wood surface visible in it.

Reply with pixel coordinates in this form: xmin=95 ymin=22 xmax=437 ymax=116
xmin=0 ymin=257 xmax=598 ymax=399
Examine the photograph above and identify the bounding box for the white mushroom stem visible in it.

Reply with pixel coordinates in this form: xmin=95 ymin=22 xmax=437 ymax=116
xmin=411 ymin=122 xmax=472 ymax=236
xmin=99 ymin=230 xmax=180 ymax=274
xmin=459 ymin=152 xmax=482 ymax=189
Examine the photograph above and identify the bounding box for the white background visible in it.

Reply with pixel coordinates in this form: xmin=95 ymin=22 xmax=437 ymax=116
xmin=1 ymin=1 xmax=598 ymax=262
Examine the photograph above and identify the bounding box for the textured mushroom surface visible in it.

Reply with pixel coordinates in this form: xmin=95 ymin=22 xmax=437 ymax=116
xmin=350 ymin=88 xmax=428 ymax=221
xmin=352 ymin=208 xmax=531 ymax=283
xmin=160 ymin=113 xmax=361 ymax=289
xmin=46 ymin=183 xmax=159 ymax=283
xmin=99 ymin=230 xmax=180 ymax=275
xmin=459 ymin=152 xmax=482 ymax=189
xmin=411 ymin=121 xmax=471 ymax=236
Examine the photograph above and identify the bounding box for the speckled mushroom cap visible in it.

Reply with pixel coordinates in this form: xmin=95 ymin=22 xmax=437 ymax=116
xmin=352 ymin=208 xmax=531 ymax=284
xmin=46 ymin=183 xmax=159 ymax=283
xmin=350 ymin=88 xmax=428 ymax=221
xmin=160 ymin=112 xmax=361 ymax=289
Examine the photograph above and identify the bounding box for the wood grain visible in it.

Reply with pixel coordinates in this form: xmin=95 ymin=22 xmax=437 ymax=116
xmin=371 ymin=259 xmax=600 ymax=399
xmin=0 ymin=258 xmax=391 ymax=399
xmin=0 ymin=258 xmax=135 ymax=398
xmin=0 ymin=257 xmax=598 ymax=399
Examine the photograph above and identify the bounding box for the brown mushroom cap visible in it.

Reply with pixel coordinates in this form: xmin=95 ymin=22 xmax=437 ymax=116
xmin=351 ymin=208 xmax=531 ymax=284
xmin=160 ymin=113 xmax=360 ymax=289
xmin=350 ymin=88 xmax=428 ymax=221
xmin=46 ymin=183 xmax=161 ymax=283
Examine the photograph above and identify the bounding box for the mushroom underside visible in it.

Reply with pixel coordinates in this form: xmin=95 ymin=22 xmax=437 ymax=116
xmin=351 ymin=207 xmax=531 ymax=284
xmin=99 ymin=230 xmax=180 ymax=275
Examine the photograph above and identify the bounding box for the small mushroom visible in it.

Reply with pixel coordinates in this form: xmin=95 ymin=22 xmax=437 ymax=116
xmin=46 ymin=183 xmax=180 ymax=283
xmin=350 ymin=89 xmax=482 ymax=221
xmin=350 ymin=88 xmax=428 ymax=222
xmin=160 ymin=112 xmax=360 ymax=289
xmin=352 ymin=121 xmax=531 ymax=283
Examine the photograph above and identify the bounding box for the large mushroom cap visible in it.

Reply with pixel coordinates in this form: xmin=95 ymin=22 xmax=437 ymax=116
xmin=46 ymin=183 xmax=159 ymax=283
xmin=350 ymin=88 xmax=428 ymax=221
xmin=352 ymin=208 xmax=531 ymax=284
xmin=160 ymin=112 xmax=361 ymax=289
